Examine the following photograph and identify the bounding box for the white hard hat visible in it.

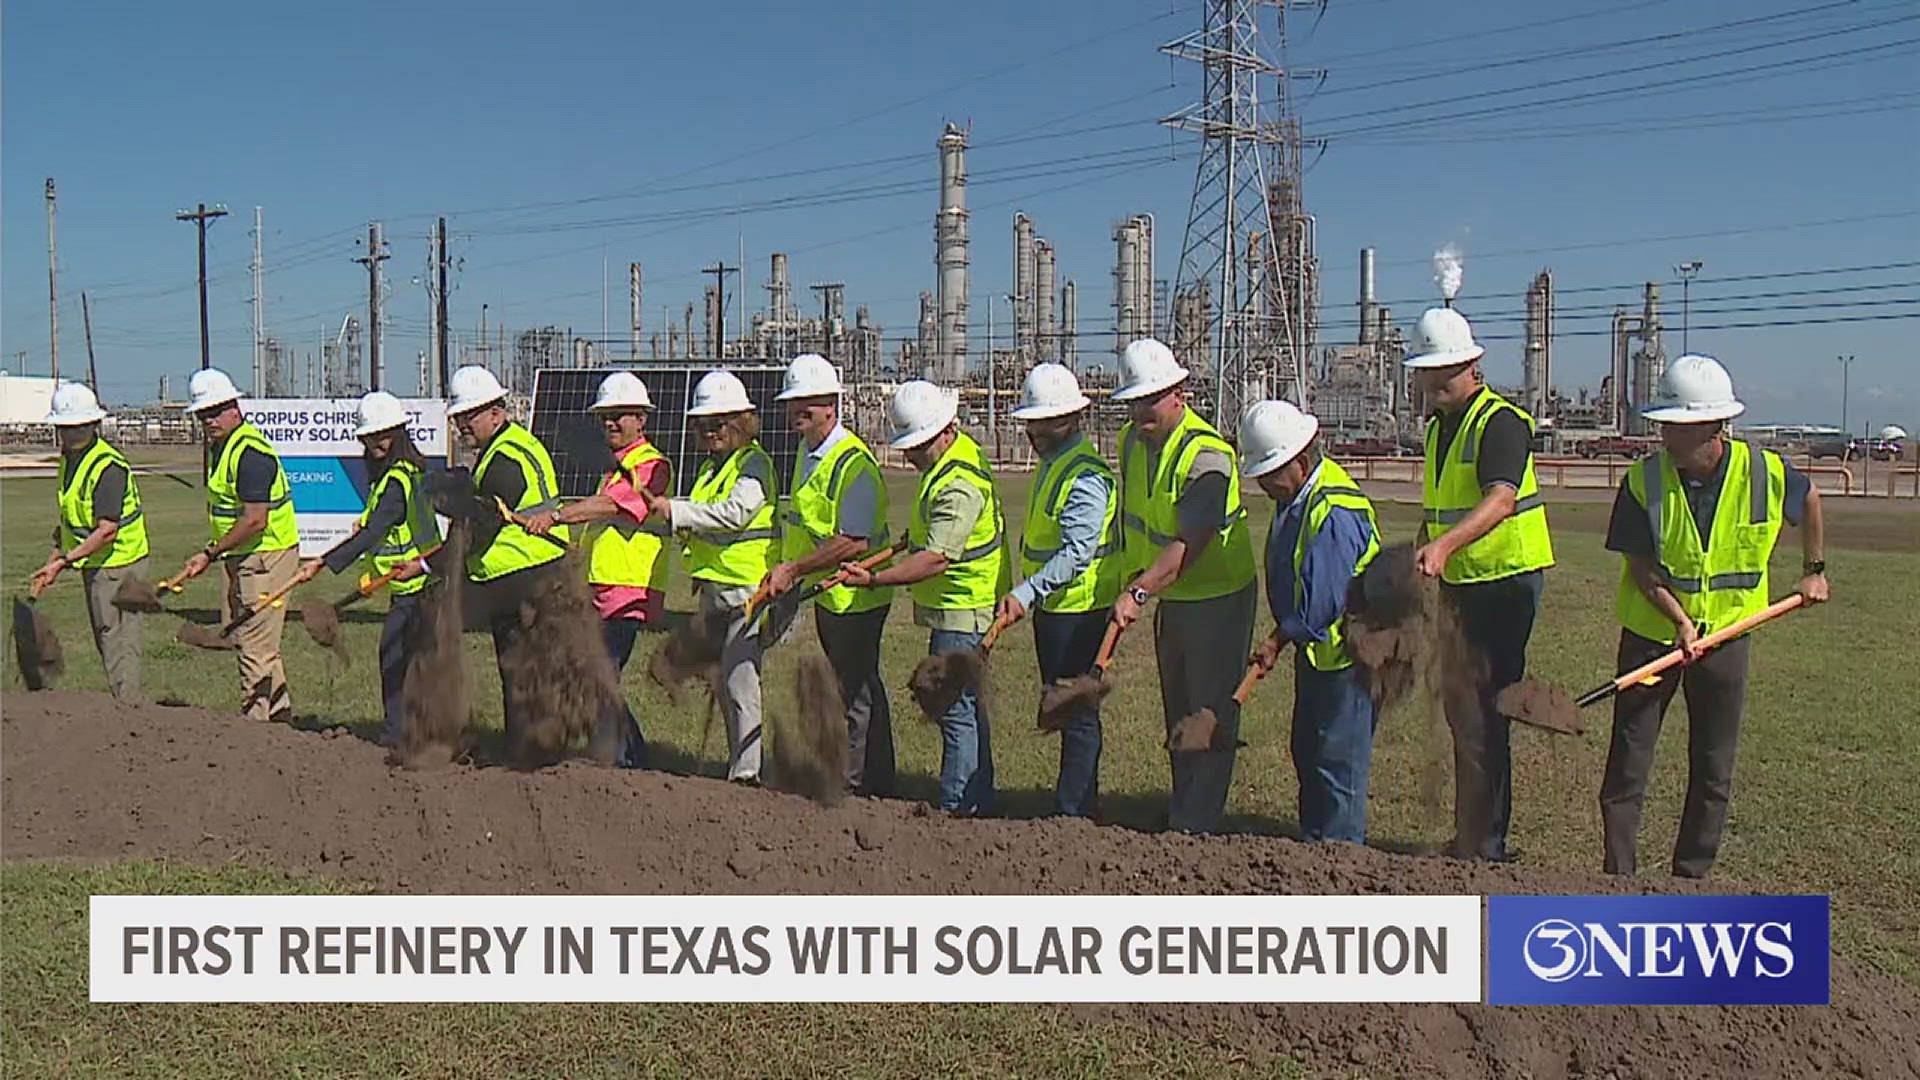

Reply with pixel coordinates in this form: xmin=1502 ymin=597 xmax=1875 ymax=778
xmin=591 ymin=370 xmax=654 ymax=412
xmin=1642 ymin=353 xmax=1745 ymax=424
xmin=774 ymin=353 xmax=844 ymax=401
xmin=353 ymin=390 xmax=411 ymax=438
xmin=46 ymin=382 xmax=107 ymax=426
xmin=686 ymin=370 xmax=755 ymax=417
xmin=1403 ymin=307 xmax=1486 ymax=369
xmin=1110 ymin=338 xmax=1191 ymax=402
xmin=1879 ymin=424 xmax=1907 ymax=441
xmin=447 ymin=365 xmax=508 ymax=416
xmin=1011 ymin=362 xmax=1091 ymax=421
xmin=188 ymin=368 xmax=244 ymax=413
xmin=888 ymin=380 xmax=959 ymax=450
xmin=1239 ymin=399 xmax=1320 ymax=478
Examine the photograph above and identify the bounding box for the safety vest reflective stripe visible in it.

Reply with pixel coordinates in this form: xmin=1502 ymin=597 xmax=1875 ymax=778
xmin=1290 ymin=459 xmax=1380 ymax=672
xmin=210 ymin=492 xmax=293 ymax=516
xmin=682 ymin=443 xmax=779 ymax=588
xmin=1420 ymin=389 xmax=1554 ymax=584
xmin=1117 ymin=408 xmax=1257 ymax=602
xmin=469 ymin=424 xmax=569 ymax=581
xmin=206 ymin=423 xmax=298 ymax=553
xmin=1425 ymin=491 xmax=1546 ymax=525
xmin=362 ymin=461 xmax=439 ymax=596
xmin=781 ymin=429 xmax=893 ymax=615
xmin=58 ymin=439 xmax=150 ymax=568
xmin=586 ymin=439 xmax=667 ymax=588
xmin=908 ymin=431 xmax=1009 ymax=611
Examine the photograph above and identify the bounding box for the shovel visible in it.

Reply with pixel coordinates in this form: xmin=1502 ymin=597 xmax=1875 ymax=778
xmin=907 ymin=609 xmax=1015 ymax=722
xmin=111 ymin=569 xmax=191 ymax=614
xmin=175 ymin=575 xmax=306 ymax=651
xmin=753 ymin=546 xmax=897 ymax=647
xmin=1574 ymin=594 xmax=1806 ymax=708
xmin=1169 ymin=640 xmax=1278 ymax=752
xmin=1037 ymin=620 xmax=1125 ymax=731
xmin=496 ymin=496 xmax=571 ymax=548
xmin=11 ymin=579 xmax=65 ymax=691
xmin=299 ymin=542 xmax=447 ymax=662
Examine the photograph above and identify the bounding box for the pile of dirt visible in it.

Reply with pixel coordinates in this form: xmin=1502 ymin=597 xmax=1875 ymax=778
xmin=5 ymin=690 xmax=1917 ymax=1077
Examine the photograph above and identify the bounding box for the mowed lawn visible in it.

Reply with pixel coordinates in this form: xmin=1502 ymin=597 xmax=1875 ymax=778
xmin=4 ymin=450 xmax=1918 ymax=1000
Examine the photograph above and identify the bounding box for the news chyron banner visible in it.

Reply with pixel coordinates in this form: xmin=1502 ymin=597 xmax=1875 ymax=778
xmin=239 ymin=398 xmax=449 ymax=557
xmin=91 ymin=895 xmax=1481 ymax=1003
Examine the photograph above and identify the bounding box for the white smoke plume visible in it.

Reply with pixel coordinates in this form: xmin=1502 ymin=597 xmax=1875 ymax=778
xmin=1433 ymin=244 xmax=1464 ymax=302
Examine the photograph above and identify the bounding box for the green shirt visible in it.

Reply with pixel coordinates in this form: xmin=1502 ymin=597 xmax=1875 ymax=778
xmin=914 ymin=480 xmax=992 ymax=632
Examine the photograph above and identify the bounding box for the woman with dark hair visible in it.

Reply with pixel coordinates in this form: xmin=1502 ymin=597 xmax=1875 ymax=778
xmin=296 ymin=391 xmax=442 ymax=745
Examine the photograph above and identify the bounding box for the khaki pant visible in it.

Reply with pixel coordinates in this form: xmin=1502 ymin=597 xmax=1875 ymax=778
xmin=222 ymin=547 xmax=298 ymax=721
xmin=83 ymin=558 xmax=146 ymax=700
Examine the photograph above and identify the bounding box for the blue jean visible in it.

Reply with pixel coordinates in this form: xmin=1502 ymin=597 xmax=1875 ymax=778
xmin=378 ymin=592 xmax=424 ymax=746
xmin=1291 ymin=651 xmax=1379 ymax=843
xmin=601 ymin=617 xmax=650 ymax=769
xmin=1441 ymin=569 xmax=1543 ymax=860
xmin=1033 ymin=607 xmax=1109 ymax=817
xmin=929 ymin=627 xmax=993 ymax=814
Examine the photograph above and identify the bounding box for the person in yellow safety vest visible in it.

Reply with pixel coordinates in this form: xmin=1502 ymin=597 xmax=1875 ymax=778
xmin=760 ymin=354 xmax=897 ymax=796
xmin=1600 ymin=354 xmax=1828 ymax=879
xmin=289 ymin=391 xmax=442 ymax=747
xmin=993 ymin=363 xmax=1120 ymax=818
xmin=445 ymin=364 xmax=575 ymax=750
xmin=524 ymin=370 xmax=666 ymax=770
xmin=1406 ymin=307 xmax=1554 ymax=862
xmin=1240 ymin=400 xmax=1383 ymax=843
xmin=638 ymin=370 xmax=779 ymax=784
xmin=173 ymin=367 xmax=301 ymax=723
xmin=32 ymin=383 xmax=150 ymax=700
xmin=841 ymin=381 xmax=1011 ymax=815
xmin=1107 ymin=339 xmax=1259 ymax=834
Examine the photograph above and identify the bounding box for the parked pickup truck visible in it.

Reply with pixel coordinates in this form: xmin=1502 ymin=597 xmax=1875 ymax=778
xmin=1575 ymin=435 xmax=1657 ymax=459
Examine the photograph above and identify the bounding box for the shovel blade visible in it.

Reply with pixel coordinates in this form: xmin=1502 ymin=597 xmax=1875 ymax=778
xmin=12 ymin=597 xmax=63 ymax=690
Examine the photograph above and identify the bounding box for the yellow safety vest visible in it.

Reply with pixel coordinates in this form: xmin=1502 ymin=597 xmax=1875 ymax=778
xmin=1616 ymin=440 xmax=1785 ymax=644
xmin=586 ymin=439 xmax=671 ymax=589
xmin=683 ymin=442 xmax=780 ymax=588
xmin=467 ymin=422 xmax=569 ymax=582
xmin=359 ymin=459 xmax=441 ymax=597
xmin=1287 ymin=458 xmax=1381 ymax=672
xmin=1421 ymin=388 xmax=1554 ymax=584
xmin=1117 ymin=407 xmax=1257 ymax=602
xmin=1019 ymin=434 xmax=1121 ymax=613
xmin=57 ymin=437 xmax=149 ymax=569
xmin=206 ymin=421 xmax=299 ymax=554
xmin=908 ymin=431 xmax=1010 ymax=611
xmin=781 ymin=428 xmax=893 ymax=615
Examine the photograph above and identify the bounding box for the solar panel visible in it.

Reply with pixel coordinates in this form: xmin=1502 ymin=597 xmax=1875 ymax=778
xmin=529 ymin=364 xmax=803 ymax=498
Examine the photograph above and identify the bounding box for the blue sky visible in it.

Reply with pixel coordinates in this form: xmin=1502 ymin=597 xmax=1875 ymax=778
xmin=4 ymin=0 xmax=1914 ymax=428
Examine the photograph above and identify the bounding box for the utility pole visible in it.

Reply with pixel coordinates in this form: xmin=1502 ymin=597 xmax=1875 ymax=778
xmin=251 ymin=207 xmax=266 ymax=394
xmin=175 ymin=203 xmax=229 ymax=369
xmin=46 ymin=178 xmax=60 ymax=384
xmin=356 ymin=222 xmax=390 ymax=391
xmin=1838 ymin=354 xmax=1855 ymax=436
xmin=1675 ymin=260 xmax=1703 ymax=354
xmin=434 ymin=217 xmax=451 ymax=395
xmin=702 ymin=262 xmax=739 ymax=359
xmin=82 ymin=292 xmax=99 ymax=392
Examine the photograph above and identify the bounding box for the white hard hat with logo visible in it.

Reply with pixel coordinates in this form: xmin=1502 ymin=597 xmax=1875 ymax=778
xmin=592 ymin=371 xmax=654 ymax=412
xmin=46 ymin=382 xmax=108 ymax=426
xmin=353 ymin=390 xmax=411 ymax=437
xmin=188 ymin=368 xmax=244 ymax=413
xmin=1403 ymin=307 xmax=1487 ymax=369
xmin=1239 ymin=399 xmax=1321 ymax=478
xmin=448 ymin=365 xmax=508 ymax=416
xmin=1642 ymin=354 xmax=1746 ymax=424
xmin=775 ymin=353 xmax=844 ymax=401
xmin=686 ymin=370 xmax=755 ymax=416
xmin=1110 ymin=338 xmax=1191 ymax=402
xmin=888 ymin=380 xmax=959 ymax=450
xmin=1011 ymin=362 xmax=1092 ymax=421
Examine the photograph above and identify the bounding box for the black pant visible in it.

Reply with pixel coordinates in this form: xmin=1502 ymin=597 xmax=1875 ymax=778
xmin=1034 ymin=607 xmax=1111 ymax=817
xmin=1600 ymin=630 xmax=1752 ymax=878
xmin=1441 ymin=569 xmax=1542 ymax=861
xmin=378 ymin=592 xmax=424 ymax=746
xmin=599 ymin=617 xmax=650 ymax=768
xmin=816 ymin=605 xmax=893 ymax=796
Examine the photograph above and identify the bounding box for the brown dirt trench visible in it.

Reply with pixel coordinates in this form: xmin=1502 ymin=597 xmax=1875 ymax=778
xmin=4 ymin=691 xmax=1917 ymax=1079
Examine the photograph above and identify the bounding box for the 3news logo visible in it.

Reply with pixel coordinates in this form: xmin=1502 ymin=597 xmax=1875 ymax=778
xmin=1487 ymin=895 xmax=1829 ymax=1005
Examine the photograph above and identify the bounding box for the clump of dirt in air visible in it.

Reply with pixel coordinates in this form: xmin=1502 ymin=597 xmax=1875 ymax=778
xmin=1168 ymin=707 xmax=1243 ymax=753
xmin=647 ymin=609 xmax=730 ymax=706
xmin=907 ymin=648 xmax=982 ymax=722
xmin=396 ymin=526 xmax=469 ymax=769
xmin=768 ymin=651 xmax=848 ymax=806
xmin=173 ymin=621 xmax=237 ymax=651
xmin=497 ymin=551 xmax=622 ymax=768
xmin=1036 ymin=670 xmax=1112 ymax=731
xmin=11 ymin=598 xmax=63 ymax=690
xmin=297 ymin=597 xmax=353 ymax=666
xmin=1494 ymin=677 xmax=1585 ymax=735
xmin=109 ymin=575 xmax=164 ymax=614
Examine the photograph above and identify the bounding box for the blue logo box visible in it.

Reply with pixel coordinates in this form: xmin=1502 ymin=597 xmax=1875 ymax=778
xmin=1487 ymin=895 xmax=1829 ymax=1005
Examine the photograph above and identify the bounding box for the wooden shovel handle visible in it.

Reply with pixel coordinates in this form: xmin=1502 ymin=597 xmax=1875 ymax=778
xmin=982 ymin=610 xmax=1015 ymax=651
xmin=815 ymin=546 xmax=897 ymax=594
xmin=1091 ymin=621 xmax=1123 ymax=674
xmin=158 ymin=571 xmax=190 ymax=594
xmin=742 ymin=581 xmax=775 ymax=621
xmin=358 ymin=542 xmax=445 ymax=596
xmin=1232 ymin=661 xmax=1268 ymax=705
xmin=1577 ymin=594 xmax=1806 ymax=707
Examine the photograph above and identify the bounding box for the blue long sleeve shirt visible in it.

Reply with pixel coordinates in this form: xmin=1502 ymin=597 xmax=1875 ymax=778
xmin=1263 ymin=462 xmax=1376 ymax=644
xmin=1010 ymin=434 xmax=1115 ymax=611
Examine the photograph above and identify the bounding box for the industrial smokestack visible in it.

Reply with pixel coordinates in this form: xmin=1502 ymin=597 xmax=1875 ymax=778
xmin=629 ymin=262 xmax=642 ymax=361
xmin=917 ymin=290 xmax=936 ymax=361
xmin=935 ymin=123 xmax=970 ymax=383
xmin=1061 ymin=279 xmax=1078 ymax=369
xmin=1358 ymin=247 xmax=1377 ymax=346
xmin=1523 ymin=269 xmax=1553 ymax=422
xmin=1628 ymin=283 xmax=1666 ymax=436
xmin=769 ymin=252 xmax=792 ymax=322
xmin=1013 ymin=213 xmax=1036 ymax=360
xmin=1035 ymin=240 xmax=1056 ymax=364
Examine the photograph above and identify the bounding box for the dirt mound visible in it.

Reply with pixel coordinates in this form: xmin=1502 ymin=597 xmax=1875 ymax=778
xmin=5 ymin=690 xmax=1919 ymax=1078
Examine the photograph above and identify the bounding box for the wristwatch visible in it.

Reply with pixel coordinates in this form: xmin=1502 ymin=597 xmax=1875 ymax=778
xmin=1802 ymin=559 xmax=1826 ymax=575
xmin=1128 ymin=585 xmax=1152 ymax=606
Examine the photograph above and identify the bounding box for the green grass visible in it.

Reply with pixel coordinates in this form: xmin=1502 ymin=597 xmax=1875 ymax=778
xmin=3 ymin=451 xmax=1917 ymax=1073
xmin=0 ymin=861 xmax=1301 ymax=1079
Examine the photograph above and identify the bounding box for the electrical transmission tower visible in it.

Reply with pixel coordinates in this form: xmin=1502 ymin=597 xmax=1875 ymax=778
xmin=1161 ymin=0 xmax=1323 ymax=433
